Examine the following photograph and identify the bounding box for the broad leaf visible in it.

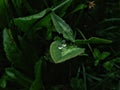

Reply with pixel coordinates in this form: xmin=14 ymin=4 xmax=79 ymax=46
xmin=50 ymin=40 xmax=85 ymax=63
xmin=3 ymin=28 xmax=23 ymax=67
xmin=3 ymin=29 xmax=35 ymax=72
xmin=51 ymin=13 xmax=75 ymax=42
xmin=13 ymin=8 xmax=51 ymax=32
xmin=27 ymin=14 xmax=52 ymax=39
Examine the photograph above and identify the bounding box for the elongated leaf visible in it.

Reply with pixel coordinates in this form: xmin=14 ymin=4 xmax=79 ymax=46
xmin=51 ymin=13 xmax=75 ymax=42
xmin=5 ymin=68 xmax=32 ymax=88
xmin=13 ymin=8 xmax=51 ymax=32
xmin=3 ymin=28 xmax=22 ymax=65
xmin=50 ymin=40 xmax=85 ymax=63
xmin=30 ymin=60 xmax=44 ymax=90
xmin=3 ymin=29 xmax=34 ymax=72
xmin=0 ymin=0 xmax=9 ymax=28
xmin=75 ymin=37 xmax=112 ymax=45
xmin=69 ymin=4 xmax=87 ymax=15
xmin=103 ymin=18 xmax=120 ymax=23
xmin=88 ymin=37 xmax=112 ymax=44
xmin=11 ymin=0 xmax=23 ymax=16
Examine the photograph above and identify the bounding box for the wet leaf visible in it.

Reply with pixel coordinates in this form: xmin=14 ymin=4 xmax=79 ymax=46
xmin=50 ymin=40 xmax=85 ymax=63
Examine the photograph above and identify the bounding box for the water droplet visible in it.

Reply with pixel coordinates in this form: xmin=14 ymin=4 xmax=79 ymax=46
xmin=61 ymin=40 xmax=67 ymax=47
xmin=58 ymin=46 xmax=63 ymax=49
xmin=58 ymin=40 xmax=67 ymax=49
xmin=62 ymin=43 xmax=67 ymax=47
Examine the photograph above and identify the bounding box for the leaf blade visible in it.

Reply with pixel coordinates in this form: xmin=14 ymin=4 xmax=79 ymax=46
xmin=51 ymin=13 xmax=75 ymax=42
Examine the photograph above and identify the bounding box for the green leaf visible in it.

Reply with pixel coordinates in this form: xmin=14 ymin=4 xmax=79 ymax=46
xmin=0 ymin=76 xmax=7 ymax=88
xmin=55 ymin=0 xmax=72 ymax=17
xmin=52 ymin=0 xmax=71 ymax=11
xmin=103 ymin=61 xmax=114 ymax=71
xmin=70 ymin=78 xmax=84 ymax=90
xmin=3 ymin=28 xmax=38 ymax=72
xmin=13 ymin=8 xmax=51 ymax=32
xmin=88 ymin=37 xmax=112 ymax=44
xmin=5 ymin=68 xmax=32 ymax=88
xmin=51 ymin=13 xmax=75 ymax=42
xmin=93 ymin=48 xmax=110 ymax=66
xmin=102 ymin=18 xmax=120 ymax=23
xmin=11 ymin=0 xmax=23 ymax=16
xmin=113 ymin=57 xmax=120 ymax=63
xmin=75 ymin=37 xmax=112 ymax=45
xmin=100 ymin=52 xmax=110 ymax=60
xmin=75 ymin=40 xmax=89 ymax=45
xmin=50 ymin=40 xmax=85 ymax=63
xmin=93 ymin=48 xmax=101 ymax=59
xmin=0 ymin=0 xmax=9 ymax=28
xmin=103 ymin=57 xmax=120 ymax=71
xmin=69 ymin=4 xmax=87 ymax=15
xmin=3 ymin=28 xmax=23 ymax=67
xmin=30 ymin=60 xmax=44 ymax=90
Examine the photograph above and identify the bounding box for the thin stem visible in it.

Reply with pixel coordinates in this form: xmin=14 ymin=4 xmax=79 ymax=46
xmin=76 ymin=67 xmax=81 ymax=78
xmin=77 ymin=29 xmax=93 ymax=54
xmin=43 ymin=0 xmax=49 ymax=8
xmin=82 ymin=64 xmax=87 ymax=90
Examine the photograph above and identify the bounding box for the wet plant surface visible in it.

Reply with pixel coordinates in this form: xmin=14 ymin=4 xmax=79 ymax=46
xmin=0 ymin=0 xmax=120 ymax=90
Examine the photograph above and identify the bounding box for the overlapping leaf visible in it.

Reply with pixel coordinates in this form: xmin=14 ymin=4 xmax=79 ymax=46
xmin=13 ymin=8 xmax=51 ymax=32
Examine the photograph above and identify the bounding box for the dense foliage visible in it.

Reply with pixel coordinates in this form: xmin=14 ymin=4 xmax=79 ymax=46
xmin=0 ymin=0 xmax=120 ymax=90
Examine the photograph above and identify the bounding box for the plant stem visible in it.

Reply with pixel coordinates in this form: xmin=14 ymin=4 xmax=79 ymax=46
xmin=52 ymin=0 xmax=71 ymax=11
xmin=77 ymin=29 xmax=93 ymax=54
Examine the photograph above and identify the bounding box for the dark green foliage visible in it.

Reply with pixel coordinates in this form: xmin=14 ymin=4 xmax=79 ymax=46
xmin=0 ymin=0 xmax=120 ymax=90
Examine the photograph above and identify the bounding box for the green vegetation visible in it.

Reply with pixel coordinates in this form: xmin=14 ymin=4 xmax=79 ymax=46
xmin=0 ymin=0 xmax=120 ymax=90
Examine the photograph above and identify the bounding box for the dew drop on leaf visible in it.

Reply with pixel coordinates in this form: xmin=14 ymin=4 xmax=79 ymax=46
xmin=58 ymin=46 xmax=63 ymax=49
xmin=62 ymin=43 xmax=67 ymax=47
